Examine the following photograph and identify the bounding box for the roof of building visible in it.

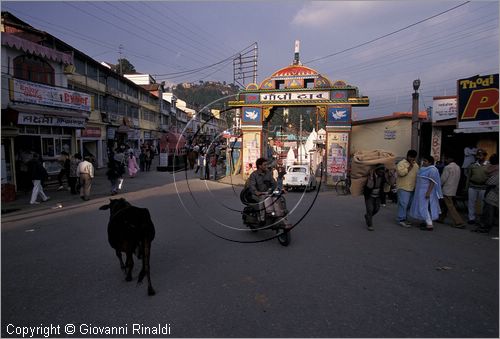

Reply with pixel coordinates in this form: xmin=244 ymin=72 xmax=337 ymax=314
xmin=352 ymin=111 xmax=428 ymax=125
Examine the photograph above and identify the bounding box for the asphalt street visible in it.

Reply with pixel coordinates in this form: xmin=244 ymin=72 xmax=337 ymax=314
xmin=1 ymin=169 xmax=498 ymax=338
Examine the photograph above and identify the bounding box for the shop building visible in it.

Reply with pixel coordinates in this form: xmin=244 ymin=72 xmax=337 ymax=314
xmin=1 ymin=13 xmax=89 ymax=193
xmin=1 ymin=12 xmax=166 ymax=195
xmin=428 ymin=74 xmax=498 ymax=166
xmin=351 ymin=112 xmax=428 ymax=159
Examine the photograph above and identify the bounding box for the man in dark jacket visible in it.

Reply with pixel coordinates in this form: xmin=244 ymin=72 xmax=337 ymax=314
xmin=29 ymin=153 xmax=50 ymax=205
xmin=247 ymin=158 xmax=291 ymax=229
xmin=363 ymin=164 xmax=392 ymax=231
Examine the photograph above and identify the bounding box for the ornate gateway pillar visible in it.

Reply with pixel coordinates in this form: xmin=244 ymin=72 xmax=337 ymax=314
xmin=240 ymin=106 xmax=263 ymax=180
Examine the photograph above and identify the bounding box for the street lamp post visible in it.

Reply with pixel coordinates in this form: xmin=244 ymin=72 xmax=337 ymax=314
xmin=411 ymin=79 xmax=421 ymax=153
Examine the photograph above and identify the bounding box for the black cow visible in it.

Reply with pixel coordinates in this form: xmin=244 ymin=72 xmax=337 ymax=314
xmin=99 ymin=198 xmax=156 ymax=296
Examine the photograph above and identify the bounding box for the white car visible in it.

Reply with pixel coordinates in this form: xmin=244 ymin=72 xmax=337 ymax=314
xmin=282 ymin=165 xmax=317 ymax=191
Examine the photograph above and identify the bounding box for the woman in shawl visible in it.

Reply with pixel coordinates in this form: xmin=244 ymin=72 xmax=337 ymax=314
xmin=409 ymin=155 xmax=443 ymax=231
xmin=127 ymin=151 xmax=139 ymax=178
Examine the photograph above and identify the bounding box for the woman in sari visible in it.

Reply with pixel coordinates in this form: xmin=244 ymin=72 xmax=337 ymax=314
xmin=409 ymin=155 xmax=443 ymax=231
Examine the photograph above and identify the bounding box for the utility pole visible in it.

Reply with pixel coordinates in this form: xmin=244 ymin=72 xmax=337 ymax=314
xmin=411 ymin=79 xmax=421 ymax=153
xmin=299 ymin=113 xmax=303 ymax=163
xmin=118 ymin=44 xmax=123 ymax=75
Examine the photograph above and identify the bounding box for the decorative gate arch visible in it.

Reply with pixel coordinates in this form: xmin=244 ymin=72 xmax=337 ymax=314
xmin=228 ymin=52 xmax=369 ymax=185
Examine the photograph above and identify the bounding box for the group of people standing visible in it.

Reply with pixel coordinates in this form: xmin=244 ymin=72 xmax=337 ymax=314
xmin=364 ymin=148 xmax=498 ymax=234
xmin=105 ymin=143 xmax=156 ymax=196
xmin=31 ymin=152 xmax=94 ymax=204
xmin=190 ymin=142 xmax=222 ymax=181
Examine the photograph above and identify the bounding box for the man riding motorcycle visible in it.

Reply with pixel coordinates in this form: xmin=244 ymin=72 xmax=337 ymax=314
xmin=246 ymin=157 xmax=292 ymax=230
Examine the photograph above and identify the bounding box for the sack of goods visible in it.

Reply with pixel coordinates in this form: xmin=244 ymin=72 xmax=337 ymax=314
xmin=350 ymin=149 xmax=396 ymax=196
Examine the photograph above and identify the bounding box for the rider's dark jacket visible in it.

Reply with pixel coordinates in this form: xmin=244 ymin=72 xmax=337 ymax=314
xmin=248 ymin=169 xmax=276 ymax=199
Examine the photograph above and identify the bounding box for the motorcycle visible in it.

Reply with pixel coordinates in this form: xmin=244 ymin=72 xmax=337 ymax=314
xmin=240 ymin=187 xmax=291 ymax=246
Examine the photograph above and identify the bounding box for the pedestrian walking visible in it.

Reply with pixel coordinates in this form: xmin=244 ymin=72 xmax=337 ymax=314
xmin=465 ymin=149 xmax=489 ymax=225
xmin=474 ymin=154 xmax=498 ymax=233
xmin=68 ymin=153 xmax=82 ymax=194
xmin=363 ymin=164 xmax=392 ymax=231
xmin=128 ymin=152 xmax=139 ymax=178
xmin=76 ymin=156 xmax=94 ymax=201
xmin=139 ymin=148 xmax=146 ymax=172
xmin=195 ymin=145 xmax=203 ymax=174
xmin=209 ymin=153 xmax=217 ymax=180
xmin=437 ymin=154 xmax=465 ymax=228
xmin=106 ymin=156 xmax=121 ymax=196
xmin=145 ymin=147 xmax=154 ymax=171
xmin=409 ymin=155 xmax=443 ymax=231
xmin=396 ymin=149 xmax=419 ymax=227
xmin=57 ymin=151 xmax=70 ymax=190
xmin=28 ymin=153 xmax=50 ymax=205
xmin=114 ymin=146 xmax=126 ymax=190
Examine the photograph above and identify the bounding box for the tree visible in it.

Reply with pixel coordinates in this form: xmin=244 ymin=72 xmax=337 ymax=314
xmin=114 ymin=58 xmax=136 ymax=75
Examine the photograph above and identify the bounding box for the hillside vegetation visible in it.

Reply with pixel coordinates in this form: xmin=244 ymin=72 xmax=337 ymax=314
xmin=170 ymin=81 xmax=240 ymax=111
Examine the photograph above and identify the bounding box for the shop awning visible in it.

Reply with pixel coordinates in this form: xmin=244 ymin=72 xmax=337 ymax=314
xmin=1 ymin=33 xmax=73 ymax=65
xmin=9 ymin=103 xmax=89 ymax=119
xmin=454 ymin=126 xmax=498 ymax=133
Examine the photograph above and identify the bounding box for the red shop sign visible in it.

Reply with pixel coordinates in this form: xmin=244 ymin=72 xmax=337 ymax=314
xmin=81 ymin=127 xmax=101 ymax=138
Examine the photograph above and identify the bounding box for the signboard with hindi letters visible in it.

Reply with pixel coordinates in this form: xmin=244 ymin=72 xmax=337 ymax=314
xmin=11 ymin=78 xmax=91 ymax=111
xmin=18 ymin=112 xmax=86 ymax=128
xmin=432 ymin=97 xmax=457 ymax=122
xmin=260 ymin=91 xmax=330 ymax=102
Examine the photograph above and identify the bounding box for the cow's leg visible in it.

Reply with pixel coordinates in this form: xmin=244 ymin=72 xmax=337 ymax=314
xmin=115 ymin=250 xmax=126 ymax=272
xmin=125 ymin=251 xmax=134 ymax=281
xmin=137 ymin=241 xmax=155 ymax=296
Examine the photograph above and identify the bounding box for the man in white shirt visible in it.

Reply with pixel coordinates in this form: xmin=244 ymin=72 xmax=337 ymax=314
xmin=76 ymin=156 xmax=94 ymax=201
xmin=437 ymin=155 xmax=465 ymax=228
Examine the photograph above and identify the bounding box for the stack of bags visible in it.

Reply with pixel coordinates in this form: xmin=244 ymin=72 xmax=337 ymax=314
xmin=350 ymin=150 xmax=396 ymax=196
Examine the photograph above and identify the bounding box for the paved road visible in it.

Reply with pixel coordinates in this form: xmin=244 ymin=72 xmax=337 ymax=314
xmin=1 ymin=169 xmax=498 ymax=338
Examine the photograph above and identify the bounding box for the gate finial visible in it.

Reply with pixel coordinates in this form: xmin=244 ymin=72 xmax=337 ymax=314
xmin=293 ymin=40 xmax=301 ymax=65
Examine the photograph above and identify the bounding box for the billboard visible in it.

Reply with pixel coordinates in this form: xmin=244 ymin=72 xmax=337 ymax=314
xmin=457 ymin=74 xmax=498 ymax=129
xmin=432 ymin=96 xmax=457 ymax=122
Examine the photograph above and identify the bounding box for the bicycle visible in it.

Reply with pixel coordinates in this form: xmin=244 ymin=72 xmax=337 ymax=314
xmin=335 ymin=175 xmax=351 ymax=195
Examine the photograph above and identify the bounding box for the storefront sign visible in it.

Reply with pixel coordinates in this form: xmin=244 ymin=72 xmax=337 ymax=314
xmin=432 ymin=97 xmax=457 ymax=122
xmin=107 ymin=127 xmax=116 ymax=140
xmin=384 ymin=130 xmax=396 ymax=140
xmin=457 ymin=74 xmax=499 ymax=129
xmin=260 ymin=91 xmax=330 ymax=102
xmin=81 ymin=127 xmax=101 ymax=138
xmin=127 ymin=129 xmax=140 ymax=140
xmin=11 ymin=78 xmax=91 ymax=111
xmin=431 ymin=127 xmax=442 ymax=161
xmin=18 ymin=112 xmax=86 ymax=128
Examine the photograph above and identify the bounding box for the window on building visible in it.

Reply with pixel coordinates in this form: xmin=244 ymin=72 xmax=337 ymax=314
xmin=142 ymin=109 xmax=156 ymax=122
xmin=276 ymin=80 xmax=285 ymax=89
xmin=13 ymin=55 xmax=55 ymax=85
xmin=98 ymin=69 xmax=106 ymax=85
xmin=127 ymin=105 xmax=139 ymax=119
xmin=87 ymin=64 xmax=98 ymax=81
xmin=74 ymin=57 xmax=86 ymax=75
xmin=107 ymin=76 xmax=119 ymax=92
xmin=305 ymin=79 xmax=315 ymax=89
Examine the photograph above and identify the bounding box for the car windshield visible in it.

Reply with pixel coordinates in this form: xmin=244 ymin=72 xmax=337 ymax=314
xmin=290 ymin=167 xmax=307 ymax=173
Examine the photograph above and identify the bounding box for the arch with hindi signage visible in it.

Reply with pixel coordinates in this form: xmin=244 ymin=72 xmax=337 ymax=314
xmin=228 ymin=48 xmax=369 ymax=183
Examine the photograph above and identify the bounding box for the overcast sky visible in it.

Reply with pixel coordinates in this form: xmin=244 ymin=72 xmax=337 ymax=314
xmin=2 ymin=1 xmax=499 ymax=119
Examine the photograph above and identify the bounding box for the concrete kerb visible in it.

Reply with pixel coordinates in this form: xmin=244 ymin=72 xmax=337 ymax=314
xmin=1 ymin=168 xmax=174 ymax=222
